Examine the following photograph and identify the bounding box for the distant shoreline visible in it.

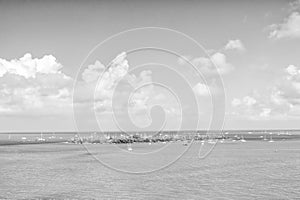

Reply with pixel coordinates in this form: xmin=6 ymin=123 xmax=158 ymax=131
xmin=1 ymin=133 xmax=300 ymax=146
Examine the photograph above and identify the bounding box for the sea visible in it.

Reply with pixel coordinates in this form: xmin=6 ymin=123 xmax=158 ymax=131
xmin=0 ymin=133 xmax=300 ymax=199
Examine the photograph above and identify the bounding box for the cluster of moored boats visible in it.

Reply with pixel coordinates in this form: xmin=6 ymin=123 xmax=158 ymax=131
xmin=68 ymin=132 xmax=283 ymax=145
xmin=4 ymin=130 xmax=298 ymax=146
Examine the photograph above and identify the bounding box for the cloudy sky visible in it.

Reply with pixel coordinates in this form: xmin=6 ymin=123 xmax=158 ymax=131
xmin=1 ymin=0 xmax=300 ymax=131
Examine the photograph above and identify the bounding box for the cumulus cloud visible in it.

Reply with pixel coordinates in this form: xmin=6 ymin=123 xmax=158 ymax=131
xmin=277 ymin=65 xmax=300 ymax=105
xmin=181 ymin=52 xmax=234 ymax=75
xmin=231 ymin=95 xmax=272 ymax=119
xmin=72 ymin=53 xmax=182 ymax=131
xmin=268 ymin=12 xmax=300 ymax=39
xmin=0 ymin=53 xmax=64 ymax=79
xmin=74 ymin=52 xmax=157 ymax=115
xmin=260 ymin=108 xmax=271 ymax=117
xmin=224 ymin=39 xmax=245 ymax=51
xmin=243 ymin=96 xmax=257 ymax=106
xmin=231 ymin=98 xmax=241 ymax=107
xmin=231 ymin=91 xmax=296 ymax=119
xmin=193 ymin=83 xmax=210 ymax=96
xmin=285 ymin=64 xmax=300 ymax=78
xmin=231 ymin=64 xmax=300 ymax=119
xmin=72 ymin=52 xmax=129 ymax=113
xmin=94 ymin=52 xmax=129 ymax=103
xmin=88 ymin=53 xmax=157 ymax=115
xmin=231 ymin=96 xmax=257 ymax=108
xmin=127 ymin=70 xmax=153 ymax=111
xmin=81 ymin=60 xmax=105 ymax=83
xmin=178 ymin=40 xmax=237 ymax=76
xmin=0 ymin=53 xmax=72 ymax=115
xmin=209 ymin=52 xmax=234 ymax=74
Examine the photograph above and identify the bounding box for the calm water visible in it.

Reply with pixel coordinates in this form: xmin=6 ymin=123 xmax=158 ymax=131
xmin=0 ymin=141 xmax=300 ymax=199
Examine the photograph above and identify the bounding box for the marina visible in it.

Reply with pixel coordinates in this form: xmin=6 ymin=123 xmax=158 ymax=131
xmin=1 ymin=130 xmax=300 ymax=146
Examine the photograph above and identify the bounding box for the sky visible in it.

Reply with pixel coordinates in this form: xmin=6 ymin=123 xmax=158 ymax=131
xmin=0 ymin=0 xmax=300 ymax=132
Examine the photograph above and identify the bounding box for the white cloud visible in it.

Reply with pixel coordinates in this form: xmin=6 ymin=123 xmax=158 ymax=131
xmin=269 ymin=12 xmax=300 ymax=39
xmin=0 ymin=53 xmax=72 ymax=115
xmin=190 ymin=52 xmax=234 ymax=75
xmin=177 ymin=41 xmax=236 ymax=76
xmin=231 ymin=98 xmax=241 ymax=107
xmin=277 ymin=65 xmax=300 ymax=105
xmin=74 ymin=52 xmax=155 ymax=115
xmin=74 ymin=52 xmax=130 ymax=113
xmin=94 ymin=52 xmax=129 ymax=102
xmin=0 ymin=53 xmax=63 ymax=79
xmin=230 ymin=95 xmax=271 ymax=119
xmin=193 ymin=83 xmax=210 ymax=96
xmin=224 ymin=39 xmax=245 ymax=51
xmin=81 ymin=60 xmax=105 ymax=83
xmin=0 ymin=65 xmax=6 ymax=77
xmin=230 ymin=64 xmax=300 ymax=119
xmin=89 ymin=52 xmax=156 ymax=115
xmin=260 ymin=108 xmax=271 ymax=117
xmin=243 ymin=96 xmax=257 ymax=106
xmin=285 ymin=64 xmax=300 ymax=78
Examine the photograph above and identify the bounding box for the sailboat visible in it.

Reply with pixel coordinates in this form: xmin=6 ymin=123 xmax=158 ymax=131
xmin=37 ymin=132 xmax=46 ymax=142
xmin=127 ymin=143 xmax=133 ymax=151
xmin=269 ymin=134 xmax=274 ymax=143
xmin=263 ymin=134 xmax=268 ymax=141
xmin=240 ymin=135 xmax=246 ymax=142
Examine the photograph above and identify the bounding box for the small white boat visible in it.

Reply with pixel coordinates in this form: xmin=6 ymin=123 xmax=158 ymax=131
xmin=127 ymin=144 xmax=133 ymax=151
xmin=269 ymin=135 xmax=274 ymax=143
xmin=240 ymin=136 xmax=246 ymax=143
xmin=37 ymin=132 xmax=45 ymax=142
xmin=263 ymin=135 xmax=268 ymax=141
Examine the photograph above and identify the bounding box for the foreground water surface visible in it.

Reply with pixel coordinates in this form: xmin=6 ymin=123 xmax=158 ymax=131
xmin=0 ymin=140 xmax=299 ymax=199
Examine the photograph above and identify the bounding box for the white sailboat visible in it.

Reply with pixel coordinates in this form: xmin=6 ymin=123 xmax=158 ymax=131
xmin=127 ymin=143 xmax=133 ymax=151
xmin=240 ymin=135 xmax=246 ymax=142
xmin=269 ymin=134 xmax=274 ymax=143
xmin=263 ymin=134 xmax=268 ymax=141
xmin=37 ymin=132 xmax=46 ymax=142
